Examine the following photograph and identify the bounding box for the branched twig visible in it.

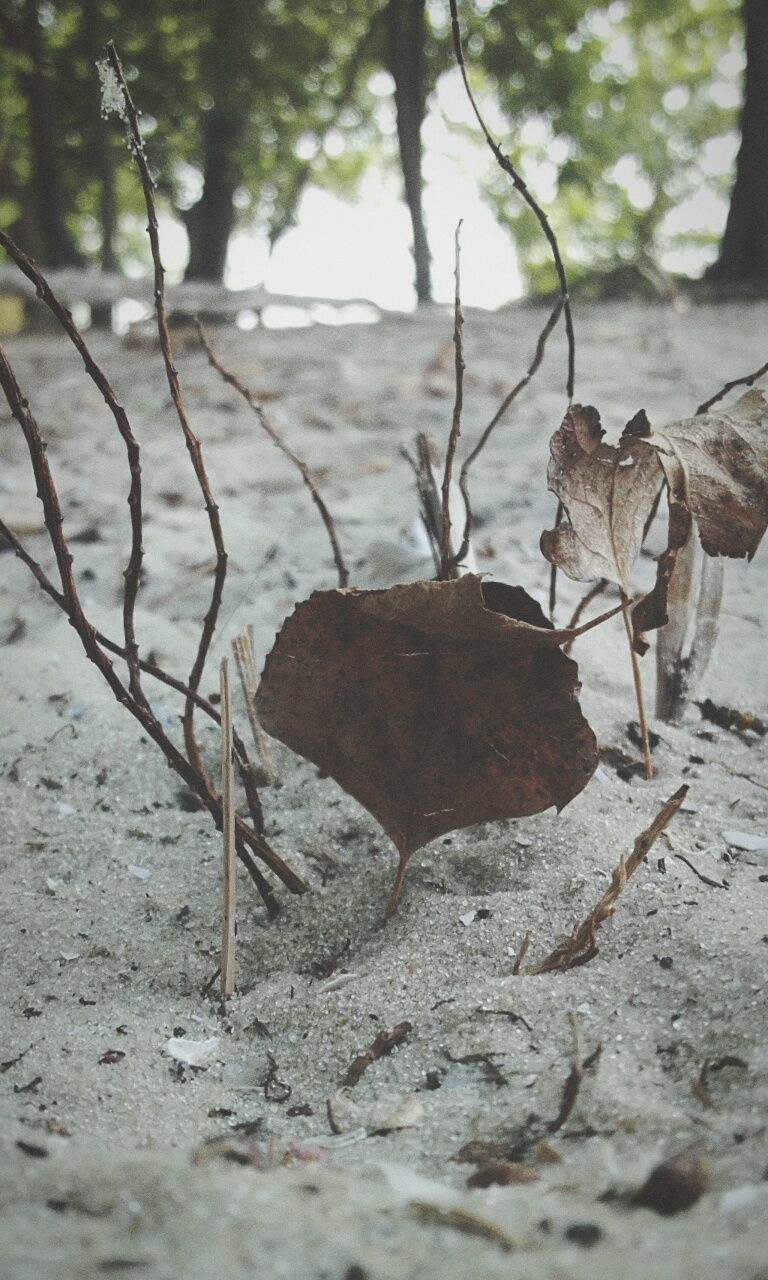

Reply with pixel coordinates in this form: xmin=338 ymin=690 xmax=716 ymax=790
xmin=527 ymin=785 xmax=688 ymax=974
xmin=454 ymin=298 xmax=563 ymax=566
xmin=196 ymin=322 xmax=349 ymax=589
xmin=0 ymin=514 xmax=266 ymax=838
xmin=440 ymin=221 xmax=465 ymax=579
xmin=697 ymin=356 xmax=768 ymax=415
xmin=0 ymin=343 xmax=302 ymax=910
xmin=448 ymin=0 xmax=574 ymax=403
xmin=104 ymin=42 xmax=228 ymax=784
xmin=0 ymin=229 xmax=148 ymax=708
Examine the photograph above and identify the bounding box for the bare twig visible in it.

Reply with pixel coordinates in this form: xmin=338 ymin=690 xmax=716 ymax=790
xmin=0 ymin=230 xmax=147 ymax=708
xmin=448 ymin=0 xmax=574 ymax=403
xmin=105 ymin=42 xmax=228 ymax=783
xmin=0 ymin=343 xmax=301 ymax=909
xmin=563 ymin=579 xmax=608 ymax=655
xmin=527 ymin=785 xmax=688 ymax=974
xmin=196 ymin=322 xmax=349 ymax=588
xmin=546 ymin=1013 xmax=601 ymax=1135
xmin=232 ymin=628 xmax=277 ymax=784
xmin=511 ymin=929 xmax=532 ymax=976
xmin=620 ymin=590 xmax=653 ymax=778
xmin=343 ymin=1021 xmax=413 ymax=1087
xmin=673 ymin=853 xmax=728 ymax=891
xmin=220 ymin=659 xmax=236 ymax=996
xmin=697 ymin=357 xmax=768 ymax=415
xmin=440 ymin=221 xmax=465 ymax=579
xmin=454 ymin=298 xmax=563 ymax=566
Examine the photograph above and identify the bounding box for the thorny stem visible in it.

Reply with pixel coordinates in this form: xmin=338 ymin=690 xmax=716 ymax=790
xmin=440 ymin=221 xmax=465 ymax=580
xmin=453 ymin=297 xmax=563 ymax=567
xmin=104 ymin=42 xmax=227 ymax=785
xmin=0 ymin=345 xmax=303 ymax=909
xmin=697 ymin=356 xmax=768 ymax=415
xmin=448 ymin=0 xmax=575 ymax=404
xmin=0 ymin=229 xmax=148 ymax=709
xmin=0 ymin=515 xmax=269 ymax=853
xmin=620 ymin=590 xmax=653 ymax=779
xmin=195 ymin=323 xmax=349 ymax=588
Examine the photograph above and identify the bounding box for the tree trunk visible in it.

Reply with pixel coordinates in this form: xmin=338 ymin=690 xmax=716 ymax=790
xmin=709 ymin=0 xmax=768 ymax=290
xmin=82 ymin=0 xmax=117 ymax=273
xmin=184 ymin=110 xmax=244 ymax=282
xmin=21 ymin=0 xmax=81 ymax=267
xmin=385 ymin=0 xmax=432 ymax=304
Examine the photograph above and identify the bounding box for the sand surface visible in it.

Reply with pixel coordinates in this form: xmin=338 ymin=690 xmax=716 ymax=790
xmin=1 ymin=296 xmax=767 ymax=1279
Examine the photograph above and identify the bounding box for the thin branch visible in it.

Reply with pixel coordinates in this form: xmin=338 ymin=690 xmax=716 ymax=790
xmin=546 ymin=1013 xmax=601 ymax=1135
xmin=448 ymin=0 xmax=575 ymax=403
xmin=0 ymin=514 xmax=264 ymax=832
xmin=104 ymin=42 xmax=228 ymax=782
xmin=0 ymin=229 xmax=147 ymax=708
xmin=620 ymin=590 xmax=652 ymax=779
xmin=454 ymin=298 xmax=563 ymax=566
xmin=697 ymin=356 xmax=768 ymax=415
xmin=195 ymin=322 xmax=349 ymax=588
xmin=527 ymin=785 xmax=688 ymax=974
xmin=0 ymin=342 xmax=300 ymax=908
xmin=440 ymin=221 xmax=465 ymax=579
xmin=562 ymin=579 xmax=607 ymax=656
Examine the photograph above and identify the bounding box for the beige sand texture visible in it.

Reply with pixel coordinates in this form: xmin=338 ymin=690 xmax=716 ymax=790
xmin=1 ymin=299 xmax=767 ymax=1279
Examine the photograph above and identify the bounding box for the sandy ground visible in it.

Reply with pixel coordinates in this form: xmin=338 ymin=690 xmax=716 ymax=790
xmin=1 ymin=296 xmax=767 ymax=1279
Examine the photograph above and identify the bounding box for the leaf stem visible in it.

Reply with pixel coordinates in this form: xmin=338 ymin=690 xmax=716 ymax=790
xmin=620 ymin=591 xmax=652 ymax=779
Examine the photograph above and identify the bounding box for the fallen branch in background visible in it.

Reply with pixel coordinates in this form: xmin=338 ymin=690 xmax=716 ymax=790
xmin=527 ymin=785 xmax=688 ymax=974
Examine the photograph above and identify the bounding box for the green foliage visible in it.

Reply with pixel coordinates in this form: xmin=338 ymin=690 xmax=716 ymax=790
xmin=468 ymin=0 xmax=743 ymax=290
xmin=0 ymin=0 xmax=747 ymax=288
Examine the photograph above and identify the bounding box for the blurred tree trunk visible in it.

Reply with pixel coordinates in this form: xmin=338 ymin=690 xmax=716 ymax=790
xmin=184 ymin=109 xmax=245 ymax=282
xmin=21 ymin=0 xmax=81 ymax=266
xmin=709 ymin=0 xmax=768 ymax=291
xmin=385 ymin=0 xmax=432 ymax=304
xmin=82 ymin=0 xmax=116 ymax=273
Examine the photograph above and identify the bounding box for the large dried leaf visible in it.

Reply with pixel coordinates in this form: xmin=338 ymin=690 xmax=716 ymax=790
xmin=651 ymin=389 xmax=768 ymax=561
xmin=257 ymin=575 xmax=599 ymax=911
xmin=540 ymin=405 xmax=664 ymax=591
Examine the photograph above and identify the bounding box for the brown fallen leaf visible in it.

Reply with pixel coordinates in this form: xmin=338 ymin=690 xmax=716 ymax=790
xmin=257 ymin=575 xmax=601 ymax=915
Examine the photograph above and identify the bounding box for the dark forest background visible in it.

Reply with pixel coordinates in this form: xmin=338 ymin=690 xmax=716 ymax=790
xmin=1 ymin=0 xmax=766 ymax=303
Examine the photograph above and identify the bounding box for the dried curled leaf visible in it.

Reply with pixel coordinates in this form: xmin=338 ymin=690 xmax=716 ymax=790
xmin=540 ymin=405 xmax=664 ymax=591
xmin=652 ymin=389 xmax=768 ymax=561
xmin=257 ymin=575 xmax=599 ymax=913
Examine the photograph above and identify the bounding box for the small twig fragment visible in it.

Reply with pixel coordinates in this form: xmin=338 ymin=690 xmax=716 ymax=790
xmin=527 ymin=786 xmax=688 ymax=974
xmin=343 ymin=1021 xmax=412 ymax=1087
xmin=546 ymin=1013 xmax=601 ymax=1135
xmin=512 ymin=929 xmax=532 ymax=976
xmin=233 ymin=629 xmax=277 ymax=784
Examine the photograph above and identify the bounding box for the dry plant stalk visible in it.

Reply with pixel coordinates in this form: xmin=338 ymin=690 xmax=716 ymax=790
xmin=439 ymin=221 xmax=465 ymax=580
xmin=527 ymin=785 xmax=688 ymax=974
xmin=546 ymin=1012 xmax=602 ymax=1134
xmin=220 ymin=658 xmax=236 ymax=997
xmin=232 ymin=627 xmax=277 ymax=785
xmin=196 ymin=322 xmax=349 ymax=588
